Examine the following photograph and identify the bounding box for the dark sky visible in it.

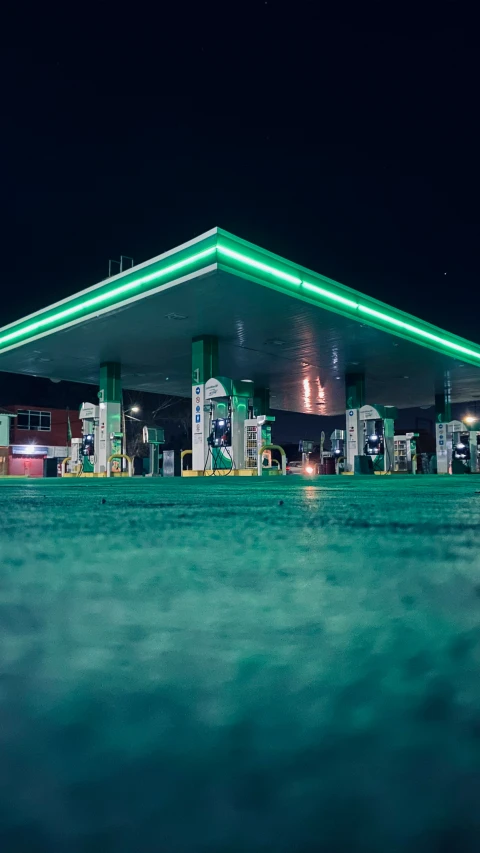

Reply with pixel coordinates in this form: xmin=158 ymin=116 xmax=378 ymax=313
xmin=2 ymin=6 xmax=479 ymax=340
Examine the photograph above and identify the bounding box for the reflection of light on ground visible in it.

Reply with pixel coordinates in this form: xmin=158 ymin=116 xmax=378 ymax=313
xmin=332 ymin=346 xmax=339 ymax=370
xmin=303 ymin=485 xmax=318 ymax=501
xmin=303 ymin=378 xmax=312 ymax=412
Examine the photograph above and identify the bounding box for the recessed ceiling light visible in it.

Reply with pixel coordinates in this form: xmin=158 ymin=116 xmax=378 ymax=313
xmin=241 ymin=379 xmax=254 ymax=383
xmin=335 ymin=376 xmax=341 ymax=380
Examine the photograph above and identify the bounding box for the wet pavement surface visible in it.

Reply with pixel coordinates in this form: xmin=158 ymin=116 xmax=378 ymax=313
xmin=1 ymin=476 xmax=480 ymax=852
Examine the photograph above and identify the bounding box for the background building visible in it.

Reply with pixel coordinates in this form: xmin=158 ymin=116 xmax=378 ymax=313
xmin=2 ymin=405 xmax=81 ymax=477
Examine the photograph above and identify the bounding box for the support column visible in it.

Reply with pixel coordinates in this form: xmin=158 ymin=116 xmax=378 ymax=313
xmin=435 ymin=374 xmax=452 ymax=474
xmin=345 ymin=373 xmax=365 ymax=410
xmin=434 ymin=391 xmax=451 ymax=425
xmin=98 ymin=362 xmax=122 ymax=474
xmin=345 ymin=372 xmax=365 ymax=472
xmin=191 ymin=336 xmax=218 ymax=470
xmin=253 ymin=387 xmax=270 ymax=417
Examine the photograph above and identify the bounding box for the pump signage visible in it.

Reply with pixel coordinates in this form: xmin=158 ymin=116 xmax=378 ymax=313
xmin=205 ymin=378 xmax=231 ymax=400
xmin=192 ymin=371 xmax=206 ymax=467
xmin=360 ymin=406 xmax=379 ymax=421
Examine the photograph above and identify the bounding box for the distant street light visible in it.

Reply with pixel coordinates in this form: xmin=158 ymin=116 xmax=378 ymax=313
xmin=122 ymin=404 xmax=142 ymax=467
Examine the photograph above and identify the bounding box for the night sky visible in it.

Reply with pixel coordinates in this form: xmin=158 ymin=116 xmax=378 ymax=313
xmin=2 ymin=5 xmax=479 ymax=425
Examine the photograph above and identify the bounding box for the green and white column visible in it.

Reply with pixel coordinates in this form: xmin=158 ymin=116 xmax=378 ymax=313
xmin=345 ymin=372 xmax=365 ymax=471
xmin=191 ymin=336 xmax=218 ymax=470
xmin=435 ymin=375 xmax=452 ymax=474
xmin=98 ymin=361 xmax=122 ymax=474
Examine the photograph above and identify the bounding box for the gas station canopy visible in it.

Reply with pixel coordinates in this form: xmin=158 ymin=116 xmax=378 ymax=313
xmin=0 ymin=227 xmax=479 ymax=415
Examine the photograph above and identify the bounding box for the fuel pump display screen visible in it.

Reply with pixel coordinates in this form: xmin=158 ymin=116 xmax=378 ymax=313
xmin=453 ymin=432 xmax=470 ymax=461
xmin=209 ymin=418 xmax=231 ymax=448
xmin=365 ymin=420 xmax=385 ymax=456
xmin=82 ymin=434 xmax=94 ymax=457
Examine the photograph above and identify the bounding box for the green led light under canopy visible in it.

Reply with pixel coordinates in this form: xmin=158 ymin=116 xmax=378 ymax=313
xmin=301 ymin=283 xmax=480 ymax=360
xmin=1 ymin=229 xmax=480 ymax=369
xmin=0 ymin=246 xmax=216 ymax=348
xmin=217 ymin=245 xmax=301 ymax=286
xmin=357 ymin=305 xmax=480 ymax=360
xmin=302 ymin=281 xmax=359 ymax=310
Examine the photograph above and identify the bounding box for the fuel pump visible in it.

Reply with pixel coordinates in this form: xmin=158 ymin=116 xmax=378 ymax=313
xmin=473 ymin=432 xmax=480 ymax=473
xmin=208 ymin=410 xmax=233 ymax=469
xmin=204 ymin=377 xmax=276 ymax=474
xmin=319 ymin=430 xmax=345 ymax=474
xmin=452 ymin=428 xmax=472 ymax=473
xmin=330 ymin=429 xmax=345 ymax=474
xmin=73 ymin=402 xmax=98 ymax=473
xmin=204 ymin=377 xmax=252 ymax=472
xmin=436 ymin=420 xmax=465 ymax=474
xmin=244 ymin=414 xmax=276 ymax=473
xmin=70 ymin=438 xmax=82 ymax=471
xmin=394 ymin=433 xmax=418 ymax=473
xmin=346 ymin=404 xmax=396 ymax=473
xmin=71 ymin=401 xmax=124 ymax=475
xmin=456 ymin=428 xmax=480 ymax=473
xmin=436 ymin=420 xmax=480 ymax=473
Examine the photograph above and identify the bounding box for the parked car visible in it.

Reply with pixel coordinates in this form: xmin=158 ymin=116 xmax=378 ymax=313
xmin=286 ymin=460 xmax=315 ymax=475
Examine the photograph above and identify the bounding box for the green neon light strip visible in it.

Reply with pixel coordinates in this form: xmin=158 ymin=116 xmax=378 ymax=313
xmin=304 ymin=282 xmax=480 ymax=357
xmin=217 ymin=245 xmax=302 ymax=286
xmin=357 ymin=305 xmax=480 ymax=360
xmin=302 ymin=281 xmax=359 ymax=309
xmin=0 ymin=246 xmax=216 ymax=348
xmin=218 ymin=245 xmax=480 ymax=363
xmin=2 ymin=235 xmax=480 ymax=365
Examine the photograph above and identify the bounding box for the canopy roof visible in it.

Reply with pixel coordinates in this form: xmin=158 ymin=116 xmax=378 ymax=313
xmin=0 ymin=227 xmax=478 ymax=415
